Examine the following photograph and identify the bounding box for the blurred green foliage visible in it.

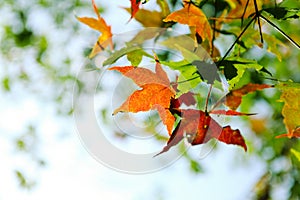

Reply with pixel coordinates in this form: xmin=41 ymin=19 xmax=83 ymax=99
xmin=0 ymin=0 xmax=91 ymax=191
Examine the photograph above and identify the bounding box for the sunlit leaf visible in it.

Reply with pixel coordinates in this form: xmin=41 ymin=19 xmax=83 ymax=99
xmin=125 ymin=8 xmax=164 ymax=27
xmin=161 ymin=60 xmax=201 ymax=97
xmin=124 ymin=0 xmax=171 ymax=27
xmin=291 ymin=148 xmax=300 ymax=162
xmin=76 ymin=0 xmax=113 ymax=58
xmin=227 ymin=0 xmax=263 ymax=19
xmin=109 ymin=59 xmax=176 ymax=135
xmin=126 ymin=49 xmax=151 ymax=66
xmin=103 ymin=46 xmax=141 ymax=66
xmin=217 ymin=57 xmax=270 ymax=89
xmin=163 ymin=2 xmax=212 ymax=43
xmin=2 ymin=77 xmax=10 ymax=91
xmin=276 ymin=82 xmax=300 ymax=138
xmin=263 ymin=34 xmax=286 ymax=61
xmin=215 ymin=83 xmax=273 ymax=110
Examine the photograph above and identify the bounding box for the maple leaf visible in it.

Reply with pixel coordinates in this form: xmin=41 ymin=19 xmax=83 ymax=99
xmin=192 ymin=60 xmax=221 ymax=84
xmin=170 ymin=91 xmax=196 ymax=109
xmin=156 ymin=109 xmax=247 ymax=155
xmin=130 ymin=0 xmax=142 ymax=20
xmin=163 ymin=1 xmax=212 ymax=43
xmin=76 ymin=0 xmax=113 ymax=58
xmin=276 ymin=84 xmax=300 ymax=138
xmin=227 ymin=0 xmax=263 ymax=19
xmin=109 ymin=60 xmax=176 ymax=135
xmin=124 ymin=0 xmax=171 ymax=27
xmin=214 ymin=83 xmax=273 ymax=110
xmin=125 ymin=8 xmax=164 ymax=27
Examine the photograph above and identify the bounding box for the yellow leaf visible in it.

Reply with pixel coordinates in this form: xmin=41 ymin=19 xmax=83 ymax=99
xmin=227 ymin=0 xmax=262 ymax=19
xmin=163 ymin=2 xmax=212 ymax=43
xmin=276 ymin=85 xmax=300 ymax=138
xmin=291 ymin=148 xmax=300 ymax=162
xmin=124 ymin=0 xmax=170 ymax=27
xmin=124 ymin=8 xmax=165 ymax=27
xmin=76 ymin=0 xmax=113 ymax=58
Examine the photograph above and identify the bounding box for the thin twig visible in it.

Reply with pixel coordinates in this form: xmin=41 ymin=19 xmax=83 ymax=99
xmin=260 ymin=14 xmax=300 ymax=49
xmin=174 ymin=75 xmax=201 ymax=85
xmin=241 ymin=0 xmax=250 ymax=26
xmin=205 ymin=84 xmax=213 ymax=112
xmin=209 ymin=16 xmax=244 ymax=21
xmin=254 ymin=0 xmax=264 ymax=44
xmin=211 ymin=0 xmax=217 ymax=57
xmin=217 ymin=16 xmax=256 ymax=67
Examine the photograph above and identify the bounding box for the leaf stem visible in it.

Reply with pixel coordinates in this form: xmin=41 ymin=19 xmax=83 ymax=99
xmin=210 ymin=0 xmax=217 ymax=57
xmin=254 ymin=0 xmax=264 ymax=44
xmin=260 ymin=14 xmax=300 ymax=49
xmin=218 ymin=16 xmax=256 ymax=67
xmin=175 ymin=75 xmax=201 ymax=84
xmin=205 ymin=84 xmax=213 ymax=112
xmin=241 ymin=0 xmax=250 ymax=27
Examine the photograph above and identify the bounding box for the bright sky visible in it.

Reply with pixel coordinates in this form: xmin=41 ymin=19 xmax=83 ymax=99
xmin=0 ymin=0 xmax=272 ymax=200
xmin=0 ymin=94 xmax=267 ymax=199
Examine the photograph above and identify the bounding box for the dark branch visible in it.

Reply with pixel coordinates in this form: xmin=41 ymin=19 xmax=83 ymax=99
xmin=260 ymin=14 xmax=300 ymax=49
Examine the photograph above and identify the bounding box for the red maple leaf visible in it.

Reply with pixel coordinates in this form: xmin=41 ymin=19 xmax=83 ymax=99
xmin=156 ymin=109 xmax=247 ymax=156
xmin=130 ymin=0 xmax=142 ymax=20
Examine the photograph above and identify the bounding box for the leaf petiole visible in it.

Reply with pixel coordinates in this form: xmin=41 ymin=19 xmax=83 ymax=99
xmin=218 ymin=15 xmax=256 ymax=67
xmin=260 ymin=14 xmax=300 ymax=49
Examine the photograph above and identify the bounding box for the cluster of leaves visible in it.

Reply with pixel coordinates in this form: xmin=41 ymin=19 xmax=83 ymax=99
xmin=76 ymin=0 xmax=300 ymax=198
xmin=78 ymin=0 xmax=300 ymax=153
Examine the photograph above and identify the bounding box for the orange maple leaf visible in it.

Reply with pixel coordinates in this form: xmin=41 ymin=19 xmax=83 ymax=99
xmin=227 ymin=0 xmax=263 ymax=19
xmin=163 ymin=1 xmax=212 ymax=43
xmin=77 ymin=0 xmax=113 ymax=58
xmin=156 ymin=109 xmax=247 ymax=156
xmin=109 ymin=60 xmax=176 ymax=135
xmin=225 ymin=83 xmax=273 ymax=110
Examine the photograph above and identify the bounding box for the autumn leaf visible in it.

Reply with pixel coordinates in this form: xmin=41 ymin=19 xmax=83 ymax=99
xmin=215 ymin=83 xmax=273 ymax=110
xmin=227 ymin=0 xmax=263 ymax=19
xmin=109 ymin=59 xmax=176 ymax=135
xmin=276 ymin=83 xmax=300 ymax=138
xmin=170 ymin=79 xmax=196 ymax=109
xmin=156 ymin=109 xmax=247 ymax=155
xmin=124 ymin=0 xmax=171 ymax=27
xmin=163 ymin=1 xmax=212 ymax=43
xmin=130 ymin=0 xmax=142 ymax=20
xmin=170 ymin=91 xmax=196 ymax=109
xmin=125 ymin=8 xmax=164 ymax=27
xmin=76 ymin=0 xmax=113 ymax=58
